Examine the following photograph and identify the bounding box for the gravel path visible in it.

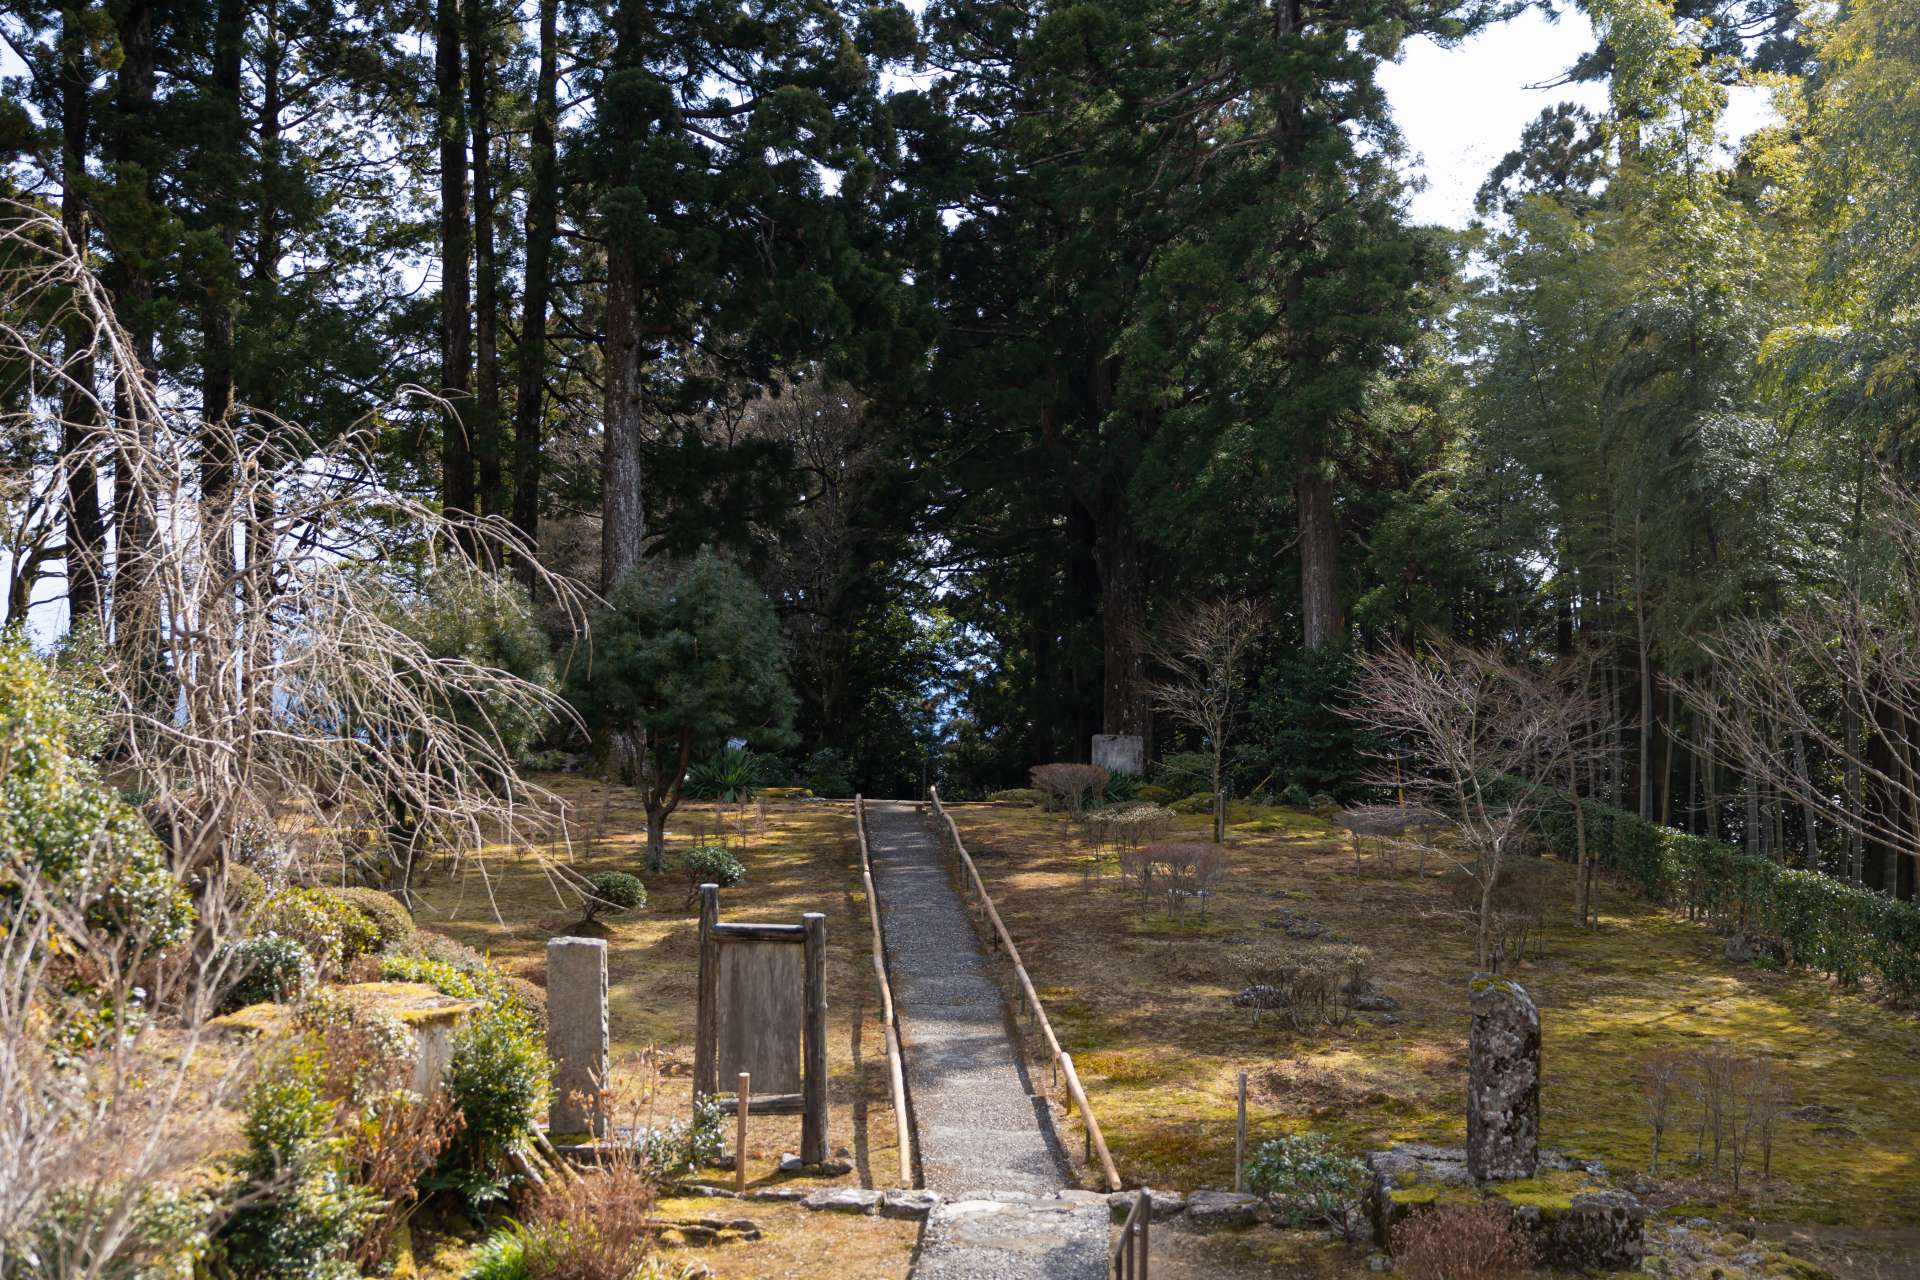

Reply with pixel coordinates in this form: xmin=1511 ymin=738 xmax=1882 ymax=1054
xmin=864 ymin=801 xmax=1107 ymax=1279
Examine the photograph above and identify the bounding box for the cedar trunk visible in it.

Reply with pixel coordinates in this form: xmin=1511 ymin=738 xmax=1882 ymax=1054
xmin=510 ymin=0 xmax=559 ymax=584
xmin=436 ymin=0 xmax=474 ymax=528
xmin=1297 ymin=469 xmax=1340 ymax=650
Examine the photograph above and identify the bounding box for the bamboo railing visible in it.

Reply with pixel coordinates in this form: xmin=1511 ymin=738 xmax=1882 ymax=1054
xmin=925 ymin=787 xmax=1122 ymax=1191
xmin=854 ymin=795 xmax=916 ymax=1187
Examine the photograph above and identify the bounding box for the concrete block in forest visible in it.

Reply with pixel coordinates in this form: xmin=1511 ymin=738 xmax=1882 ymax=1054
xmin=547 ymin=936 xmax=609 ymax=1138
xmin=1091 ymin=734 xmax=1144 ymax=777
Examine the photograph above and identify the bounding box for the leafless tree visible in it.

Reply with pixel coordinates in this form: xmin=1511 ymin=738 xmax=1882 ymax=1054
xmin=0 ymin=204 xmax=593 ymax=915
xmin=1677 ymin=478 xmax=1920 ymax=890
xmin=1146 ymin=599 xmax=1267 ymax=842
xmin=1344 ymin=643 xmax=1609 ymax=969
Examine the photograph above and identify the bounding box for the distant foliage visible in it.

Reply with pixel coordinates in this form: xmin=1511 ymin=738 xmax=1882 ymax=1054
xmin=799 ymin=748 xmax=854 ymax=799
xmin=1151 ymin=752 xmax=1215 ymax=800
xmin=988 ymin=788 xmax=1045 ymax=805
xmin=684 ymin=747 xmax=767 ymax=802
xmin=389 ymin=566 xmax=558 ymax=764
xmin=1392 ymin=1202 xmax=1533 ymax=1280
xmin=1029 ymin=763 xmax=1108 ymax=817
xmin=1232 ymin=648 xmax=1371 ymax=802
xmin=1245 ymin=1134 xmax=1368 ymax=1242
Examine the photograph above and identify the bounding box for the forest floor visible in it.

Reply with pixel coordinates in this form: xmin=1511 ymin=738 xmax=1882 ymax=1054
xmin=943 ymin=799 xmax=1920 ymax=1279
xmin=411 ymin=779 xmax=919 ymax=1280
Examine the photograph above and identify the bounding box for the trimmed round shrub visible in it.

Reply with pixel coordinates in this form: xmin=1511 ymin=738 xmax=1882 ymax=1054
xmin=1170 ymin=791 xmax=1216 ymax=816
xmin=224 ymin=863 xmax=268 ymax=915
xmin=397 ymin=928 xmax=492 ymax=976
xmin=1246 ymin=1133 xmax=1369 ymax=1241
xmin=682 ymin=844 xmax=744 ymax=890
xmin=987 ymin=788 xmax=1045 ymax=806
xmin=380 ymin=952 xmax=494 ymax=1003
xmin=217 ymin=934 xmax=318 ymax=1011
xmin=581 ymin=871 xmax=646 ymax=924
xmin=1134 ymin=784 xmax=1175 ymax=805
xmin=332 ymin=887 xmax=414 ymax=951
xmin=263 ymin=888 xmax=381 ymax=969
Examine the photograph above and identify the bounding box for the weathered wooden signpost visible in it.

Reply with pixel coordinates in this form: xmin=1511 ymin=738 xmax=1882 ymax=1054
xmin=692 ymin=883 xmax=829 ymax=1165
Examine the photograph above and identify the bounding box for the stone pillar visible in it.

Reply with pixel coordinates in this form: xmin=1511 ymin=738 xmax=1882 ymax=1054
xmin=1466 ymin=975 xmax=1539 ymax=1182
xmin=1092 ymin=734 xmax=1144 ymax=778
xmin=547 ymin=936 xmax=609 ymax=1139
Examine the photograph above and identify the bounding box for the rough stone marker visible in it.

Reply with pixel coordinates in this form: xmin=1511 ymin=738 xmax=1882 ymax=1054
xmin=1467 ymin=973 xmax=1540 ymax=1182
xmin=548 ymin=935 xmax=609 ymax=1138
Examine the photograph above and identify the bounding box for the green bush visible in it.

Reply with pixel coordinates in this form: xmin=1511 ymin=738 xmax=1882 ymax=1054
xmin=219 ymin=1047 xmax=380 ymax=1280
xmin=1170 ymin=791 xmax=1215 ymax=816
xmin=800 ymin=747 xmax=854 ymax=800
xmin=442 ymin=1001 xmax=549 ymax=1208
xmin=636 ymin=1095 xmax=725 ymax=1176
xmin=396 ymin=929 xmax=492 ymax=977
xmin=680 ymin=844 xmax=744 ymax=906
xmin=332 ymin=887 xmax=414 ymax=950
xmin=216 ymin=934 xmax=317 ymax=1011
xmin=988 ymin=787 xmax=1045 ymax=805
xmin=263 ymin=889 xmax=381 ymax=970
xmin=1281 ymin=782 xmax=1311 ymax=808
xmin=224 ymin=864 xmax=268 ymax=916
xmin=1245 ymin=1133 xmax=1368 ymax=1241
xmin=1519 ymin=784 xmax=1920 ymax=1004
xmin=380 ymin=952 xmax=494 ymax=1003
xmin=0 ymin=630 xmax=193 ymax=948
xmin=684 ymin=746 xmax=767 ymax=802
xmin=1134 ymin=784 xmax=1175 ymax=805
xmin=9 ymin=1182 xmax=212 ymax=1280
xmin=581 ymin=871 xmax=646 ymax=924
xmin=1100 ymin=772 xmax=1138 ymax=805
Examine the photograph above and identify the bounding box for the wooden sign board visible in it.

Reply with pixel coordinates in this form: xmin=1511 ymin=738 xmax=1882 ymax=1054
xmin=715 ymin=939 xmax=802 ymax=1093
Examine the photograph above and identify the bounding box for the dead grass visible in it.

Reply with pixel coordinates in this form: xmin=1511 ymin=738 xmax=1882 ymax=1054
xmin=946 ymin=800 xmax=1920 ymax=1232
xmin=413 ymin=777 xmax=910 ymax=1195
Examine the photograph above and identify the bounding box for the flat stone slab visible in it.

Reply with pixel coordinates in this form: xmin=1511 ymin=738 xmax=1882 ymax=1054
xmin=881 ymin=1189 xmax=943 ymax=1220
xmin=911 ymin=1194 xmax=1109 ymax=1280
xmin=801 ymin=1187 xmax=883 ymax=1214
xmin=1183 ymin=1189 xmax=1261 ymax=1228
xmin=1108 ymin=1188 xmax=1185 ymax=1221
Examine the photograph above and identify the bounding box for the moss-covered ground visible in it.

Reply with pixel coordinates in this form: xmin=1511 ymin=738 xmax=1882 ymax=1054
xmin=945 ymin=800 xmax=1920 ymax=1242
xmin=409 ymin=778 xmax=916 ymax=1277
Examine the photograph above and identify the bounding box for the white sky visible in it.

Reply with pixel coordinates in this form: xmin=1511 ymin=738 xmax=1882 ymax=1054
xmin=1379 ymin=6 xmax=1778 ymax=228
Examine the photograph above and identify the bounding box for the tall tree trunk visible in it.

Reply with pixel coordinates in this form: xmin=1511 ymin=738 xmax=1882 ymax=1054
xmin=1094 ymin=496 xmax=1150 ymax=743
xmin=58 ymin=4 xmax=104 ymax=629
xmin=1791 ymin=729 xmax=1818 ymax=869
xmin=200 ymin=0 xmax=244 ymax=607
xmin=466 ymin=0 xmax=501 ymax=522
xmin=1634 ymin=529 xmax=1655 ymax=821
xmin=510 ymin=0 xmax=558 ymax=586
xmin=1845 ymin=700 xmax=1863 ymax=884
xmin=1659 ymin=685 xmax=1676 ymax=828
xmin=1297 ymin=467 xmax=1340 ymax=650
xmin=436 ymin=0 xmax=474 ymax=532
xmin=108 ymin=0 xmax=159 ymax=649
xmin=601 ymin=241 xmax=644 ymax=591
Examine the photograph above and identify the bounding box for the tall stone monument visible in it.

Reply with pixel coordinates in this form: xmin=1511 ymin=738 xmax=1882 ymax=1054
xmin=548 ymin=935 xmax=610 ymax=1138
xmin=1466 ymin=975 xmax=1540 ymax=1182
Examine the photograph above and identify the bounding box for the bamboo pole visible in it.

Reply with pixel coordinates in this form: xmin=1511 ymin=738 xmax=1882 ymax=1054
xmin=735 ymin=1072 xmax=750 ymax=1194
xmin=929 ymin=788 xmax=1121 ymax=1192
xmin=855 ymin=796 xmax=916 ymax=1188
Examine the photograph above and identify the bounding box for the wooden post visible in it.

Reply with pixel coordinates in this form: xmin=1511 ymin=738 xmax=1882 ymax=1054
xmin=735 ymin=1072 xmax=750 ymax=1194
xmin=693 ymin=883 xmax=720 ymax=1098
xmin=1234 ymin=1072 xmax=1248 ymax=1193
xmin=1137 ymin=1194 xmax=1150 ymax=1278
xmin=800 ymin=911 xmax=828 ymax=1165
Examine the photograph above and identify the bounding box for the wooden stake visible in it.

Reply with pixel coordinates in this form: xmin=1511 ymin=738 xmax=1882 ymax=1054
xmin=735 ymin=1072 xmax=750 ymax=1194
xmin=1234 ymin=1071 xmax=1248 ymax=1193
xmin=800 ymin=912 xmax=829 ymax=1165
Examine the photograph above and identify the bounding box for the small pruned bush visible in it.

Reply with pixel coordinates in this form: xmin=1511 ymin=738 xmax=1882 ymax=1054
xmin=331 ymin=887 xmax=414 ymax=951
xmin=1169 ymin=791 xmax=1215 ymax=816
xmin=1392 ymin=1201 xmax=1533 ymax=1280
xmin=216 ymin=933 xmax=316 ymax=1011
xmin=1151 ymin=751 xmax=1214 ymax=800
xmin=1146 ymin=841 xmax=1227 ymax=919
xmin=988 ymin=787 xmax=1044 ymax=806
xmin=635 ymin=1095 xmax=726 ymax=1178
xmin=580 ymin=871 xmax=646 ymax=925
xmin=1231 ymin=943 xmax=1370 ymax=1030
xmin=219 ymin=1046 xmax=381 ymax=1280
xmin=1029 ymin=763 xmax=1108 ymax=817
xmin=262 ymin=888 xmax=381 ymax=971
xmin=680 ymin=844 xmax=744 ymax=906
xmin=441 ymin=1000 xmax=549 ymax=1208
xmin=1245 ymin=1134 xmax=1368 ymax=1242
xmin=1135 ymin=784 xmax=1175 ymax=804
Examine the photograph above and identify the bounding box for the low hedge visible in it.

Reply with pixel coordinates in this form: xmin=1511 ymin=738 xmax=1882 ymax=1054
xmin=1521 ymin=787 xmax=1920 ymax=1002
